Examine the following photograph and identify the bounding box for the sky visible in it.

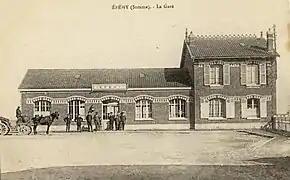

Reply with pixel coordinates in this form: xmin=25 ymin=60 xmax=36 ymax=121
xmin=0 ymin=0 xmax=289 ymax=119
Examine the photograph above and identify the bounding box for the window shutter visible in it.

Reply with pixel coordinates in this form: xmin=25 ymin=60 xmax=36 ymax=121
xmin=240 ymin=98 xmax=247 ymax=118
xmin=226 ymin=98 xmax=235 ymax=118
xmin=200 ymin=99 xmax=209 ymax=119
xmin=259 ymin=63 xmax=267 ymax=85
xmin=204 ymin=64 xmax=210 ymax=85
xmin=260 ymin=98 xmax=267 ymax=118
xmin=223 ymin=64 xmax=230 ymax=85
xmin=241 ymin=64 xmax=247 ymax=85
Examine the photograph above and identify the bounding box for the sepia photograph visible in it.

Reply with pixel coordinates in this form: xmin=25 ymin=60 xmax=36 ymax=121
xmin=0 ymin=0 xmax=290 ymax=179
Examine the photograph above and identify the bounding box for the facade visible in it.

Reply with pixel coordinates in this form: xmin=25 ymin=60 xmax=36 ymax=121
xmin=18 ymin=27 xmax=279 ymax=129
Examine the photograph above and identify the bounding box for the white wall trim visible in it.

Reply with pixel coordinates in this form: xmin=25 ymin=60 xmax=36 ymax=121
xmin=167 ymin=94 xmax=190 ymax=102
xmin=133 ymin=95 xmax=155 ymax=102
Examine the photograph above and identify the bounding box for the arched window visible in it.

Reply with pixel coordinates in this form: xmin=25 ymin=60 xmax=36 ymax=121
xmin=169 ymin=99 xmax=186 ymax=119
xmin=34 ymin=100 xmax=51 ymax=116
xmin=135 ymin=99 xmax=152 ymax=119
xmin=209 ymin=98 xmax=226 ymax=118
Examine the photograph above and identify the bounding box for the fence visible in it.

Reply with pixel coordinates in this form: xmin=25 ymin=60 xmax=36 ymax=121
xmin=271 ymin=114 xmax=290 ymax=132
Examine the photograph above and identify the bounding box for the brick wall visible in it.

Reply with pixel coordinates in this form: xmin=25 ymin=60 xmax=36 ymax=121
xmin=20 ymin=89 xmax=191 ymax=125
xmin=193 ymin=58 xmax=277 ymax=122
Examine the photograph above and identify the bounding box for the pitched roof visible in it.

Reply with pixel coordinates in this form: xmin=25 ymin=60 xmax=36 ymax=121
xmin=18 ymin=68 xmax=192 ymax=89
xmin=186 ymin=35 xmax=279 ymax=59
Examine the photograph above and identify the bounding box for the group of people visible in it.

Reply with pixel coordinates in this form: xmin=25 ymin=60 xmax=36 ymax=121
xmin=15 ymin=105 xmax=127 ymax=133
xmin=63 ymin=112 xmax=102 ymax=132
xmin=63 ymin=106 xmax=127 ymax=132
xmin=106 ymin=111 xmax=127 ymax=131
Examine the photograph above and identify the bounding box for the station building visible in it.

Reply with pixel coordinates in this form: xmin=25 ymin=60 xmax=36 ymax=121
xmin=18 ymin=28 xmax=279 ymax=129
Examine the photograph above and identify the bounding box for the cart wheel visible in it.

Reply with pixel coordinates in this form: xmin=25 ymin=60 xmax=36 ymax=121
xmin=0 ymin=121 xmax=10 ymax=136
xmin=17 ymin=124 xmax=32 ymax=135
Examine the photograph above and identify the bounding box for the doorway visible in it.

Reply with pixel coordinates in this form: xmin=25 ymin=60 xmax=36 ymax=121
xmin=68 ymin=100 xmax=86 ymax=121
xmin=102 ymin=99 xmax=119 ymax=130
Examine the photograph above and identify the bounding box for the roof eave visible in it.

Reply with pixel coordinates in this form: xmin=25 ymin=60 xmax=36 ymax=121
xmin=193 ymin=55 xmax=277 ymax=60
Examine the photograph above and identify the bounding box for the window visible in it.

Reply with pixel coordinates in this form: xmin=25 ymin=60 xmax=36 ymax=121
xmin=34 ymin=100 xmax=51 ymax=116
xmin=246 ymin=64 xmax=259 ymax=85
xmin=210 ymin=65 xmax=223 ymax=85
xmin=68 ymin=100 xmax=85 ymax=121
xmin=209 ymin=98 xmax=226 ymax=118
xmin=247 ymin=98 xmax=260 ymax=118
xmin=169 ymin=99 xmax=186 ymax=119
xmin=204 ymin=64 xmax=230 ymax=86
xmin=135 ymin=99 xmax=152 ymax=119
xmin=241 ymin=63 xmax=266 ymax=86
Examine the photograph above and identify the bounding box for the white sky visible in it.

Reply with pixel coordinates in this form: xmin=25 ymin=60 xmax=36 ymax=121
xmin=0 ymin=0 xmax=289 ymax=119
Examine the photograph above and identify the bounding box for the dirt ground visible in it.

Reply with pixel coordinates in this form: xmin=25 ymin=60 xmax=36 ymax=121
xmin=1 ymin=131 xmax=290 ymax=179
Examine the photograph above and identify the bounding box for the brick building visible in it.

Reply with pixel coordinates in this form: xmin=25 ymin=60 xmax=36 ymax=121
xmin=18 ymin=27 xmax=279 ymax=130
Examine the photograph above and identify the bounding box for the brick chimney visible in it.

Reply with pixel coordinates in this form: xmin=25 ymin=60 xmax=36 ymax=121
xmin=266 ymin=28 xmax=274 ymax=52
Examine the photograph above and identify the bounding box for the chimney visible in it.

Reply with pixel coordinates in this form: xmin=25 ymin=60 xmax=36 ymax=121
xmin=266 ymin=28 xmax=274 ymax=52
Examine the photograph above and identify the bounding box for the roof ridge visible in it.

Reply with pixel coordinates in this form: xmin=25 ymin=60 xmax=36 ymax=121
xmin=27 ymin=67 xmax=182 ymax=71
xmin=189 ymin=33 xmax=257 ymax=40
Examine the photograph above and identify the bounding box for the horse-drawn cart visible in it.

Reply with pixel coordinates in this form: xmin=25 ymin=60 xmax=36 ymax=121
xmin=0 ymin=116 xmax=32 ymax=136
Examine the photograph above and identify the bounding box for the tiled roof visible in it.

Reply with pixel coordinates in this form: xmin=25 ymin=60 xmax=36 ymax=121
xmin=186 ymin=34 xmax=279 ymax=59
xmin=18 ymin=68 xmax=191 ymax=89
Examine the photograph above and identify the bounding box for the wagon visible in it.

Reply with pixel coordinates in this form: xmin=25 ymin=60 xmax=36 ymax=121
xmin=0 ymin=116 xmax=32 ymax=136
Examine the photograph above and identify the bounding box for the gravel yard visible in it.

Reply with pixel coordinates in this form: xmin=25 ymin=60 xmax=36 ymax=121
xmin=1 ymin=131 xmax=290 ymax=179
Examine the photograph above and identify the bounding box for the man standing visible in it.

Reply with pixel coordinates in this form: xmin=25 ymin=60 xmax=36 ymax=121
xmin=120 ymin=111 xmax=127 ymax=131
xmin=76 ymin=114 xmax=83 ymax=132
xmin=108 ymin=112 xmax=114 ymax=130
xmin=86 ymin=112 xmax=93 ymax=132
xmin=16 ymin=106 xmax=22 ymax=124
xmin=64 ymin=114 xmax=72 ymax=132
xmin=115 ymin=112 xmax=121 ymax=131
xmin=93 ymin=112 xmax=101 ymax=131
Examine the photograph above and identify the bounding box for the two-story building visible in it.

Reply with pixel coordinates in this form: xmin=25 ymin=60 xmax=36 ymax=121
xmin=18 ymin=27 xmax=279 ymax=129
xmin=180 ymin=28 xmax=278 ymax=129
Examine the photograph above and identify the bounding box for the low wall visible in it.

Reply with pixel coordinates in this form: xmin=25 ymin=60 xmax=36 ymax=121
xmin=33 ymin=122 xmax=265 ymax=132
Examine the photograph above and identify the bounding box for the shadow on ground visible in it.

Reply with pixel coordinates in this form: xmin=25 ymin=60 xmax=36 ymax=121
xmin=2 ymin=157 xmax=290 ymax=180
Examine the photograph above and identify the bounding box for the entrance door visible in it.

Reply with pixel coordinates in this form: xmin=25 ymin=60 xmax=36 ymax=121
xmin=102 ymin=99 xmax=119 ymax=130
xmin=79 ymin=101 xmax=85 ymax=120
xmin=69 ymin=100 xmax=86 ymax=121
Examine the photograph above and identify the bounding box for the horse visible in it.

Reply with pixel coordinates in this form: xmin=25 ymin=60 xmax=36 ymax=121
xmin=31 ymin=112 xmax=59 ymax=135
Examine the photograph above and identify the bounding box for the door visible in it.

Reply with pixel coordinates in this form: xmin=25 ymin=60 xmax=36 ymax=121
xmin=68 ymin=100 xmax=86 ymax=121
xmin=79 ymin=101 xmax=85 ymax=120
xmin=102 ymin=100 xmax=119 ymax=130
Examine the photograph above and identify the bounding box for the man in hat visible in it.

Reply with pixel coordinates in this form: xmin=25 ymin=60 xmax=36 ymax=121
xmin=114 ymin=111 xmax=121 ymax=131
xmin=64 ymin=114 xmax=72 ymax=132
xmin=76 ymin=114 xmax=83 ymax=132
xmin=93 ymin=112 xmax=102 ymax=131
xmin=16 ymin=106 xmax=22 ymax=124
xmin=119 ymin=111 xmax=127 ymax=131
xmin=108 ymin=112 xmax=114 ymax=130
xmin=86 ymin=111 xmax=93 ymax=132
